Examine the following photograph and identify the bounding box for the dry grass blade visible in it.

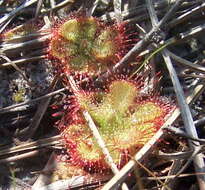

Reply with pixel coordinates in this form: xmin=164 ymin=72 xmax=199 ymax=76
xmin=0 ymin=34 xmax=51 ymax=54
xmin=163 ymin=50 xmax=205 ymax=189
xmin=162 ymin=160 xmax=184 ymax=190
xmin=143 ymin=172 xmax=205 ymax=180
xmin=94 ymin=0 xmax=185 ymax=86
xmin=0 ymin=135 xmax=61 ymax=157
xmin=167 ymin=24 xmax=205 ymax=46
xmin=0 ymin=55 xmax=46 ymax=68
xmin=0 ymin=0 xmax=38 ymax=29
xmin=41 ymin=0 xmax=74 ymax=14
xmin=35 ymin=0 xmax=43 ymax=18
xmin=0 ymin=150 xmax=41 ymax=163
xmin=89 ymin=0 xmax=102 ymax=16
xmin=167 ymin=50 xmax=205 ymax=74
xmin=146 ymin=0 xmax=205 ymax=189
xmin=36 ymin=176 xmax=86 ymax=190
xmin=33 ymin=168 xmax=111 ymax=190
xmin=168 ymin=2 xmax=205 ymax=28
xmin=113 ymin=0 xmax=123 ymax=22
xmin=0 ymin=55 xmax=30 ymax=84
xmin=15 ymin=96 xmax=51 ymax=141
xmin=15 ymin=78 xmax=58 ymax=141
xmin=0 ymin=87 xmax=67 ymax=114
xmin=32 ymin=153 xmax=111 ymax=189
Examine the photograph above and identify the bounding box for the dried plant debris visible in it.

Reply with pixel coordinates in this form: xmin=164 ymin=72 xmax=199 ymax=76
xmin=0 ymin=0 xmax=205 ymax=190
xmin=0 ymin=61 xmax=54 ymax=108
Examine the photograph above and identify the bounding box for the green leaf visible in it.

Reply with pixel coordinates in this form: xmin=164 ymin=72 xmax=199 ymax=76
xmin=105 ymin=80 xmax=138 ymax=114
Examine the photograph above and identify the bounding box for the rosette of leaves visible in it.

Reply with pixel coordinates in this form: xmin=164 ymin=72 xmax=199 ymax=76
xmin=61 ymin=80 xmax=172 ymax=173
xmin=49 ymin=16 xmax=129 ymax=74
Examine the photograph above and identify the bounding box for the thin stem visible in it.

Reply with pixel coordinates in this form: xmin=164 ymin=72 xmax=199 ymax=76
xmin=0 ymin=87 xmax=67 ymax=114
xmin=0 ymin=0 xmax=38 ymax=29
xmin=95 ymin=0 xmax=185 ymax=86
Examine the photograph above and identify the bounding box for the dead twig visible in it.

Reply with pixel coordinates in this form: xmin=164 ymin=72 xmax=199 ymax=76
xmin=0 ymin=34 xmax=51 ymax=55
xmin=0 ymin=0 xmax=38 ymax=30
xmin=168 ymin=2 xmax=205 ymax=28
xmin=163 ymin=50 xmax=205 ymax=189
xmin=163 ymin=126 xmax=205 ymax=144
xmin=94 ymin=0 xmax=185 ymax=87
xmin=0 ymin=150 xmax=41 ymax=163
xmin=146 ymin=0 xmax=205 ymax=189
xmin=142 ymin=172 xmax=205 ymax=180
xmin=0 ymin=87 xmax=67 ymax=114
xmin=0 ymin=135 xmax=61 ymax=157
xmin=41 ymin=0 xmax=74 ymax=14
xmin=166 ymin=50 xmax=205 ymax=74
xmin=0 ymin=54 xmax=31 ymax=85
xmin=0 ymin=55 xmax=46 ymax=68
xmin=145 ymin=3 xmax=180 ymax=190
xmin=113 ymin=0 xmax=123 ymax=22
xmin=35 ymin=0 xmax=43 ymax=19
xmin=15 ymin=77 xmax=58 ymax=141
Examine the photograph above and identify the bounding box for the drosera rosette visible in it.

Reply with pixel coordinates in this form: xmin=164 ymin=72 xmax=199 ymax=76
xmin=48 ymin=13 xmax=139 ymax=75
xmin=58 ymin=78 xmax=173 ymax=173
